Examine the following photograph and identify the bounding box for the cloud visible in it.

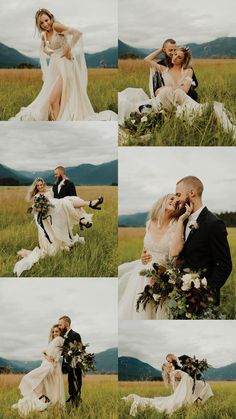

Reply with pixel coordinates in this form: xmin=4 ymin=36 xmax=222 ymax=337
xmin=119 ymin=0 xmax=236 ymax=48
xmin=119 ymin=320 xmax=236 ymax=369
xmin=119 ymin=147 xmax=236 ymax=214
xmin=0 ymin=122 xmax=117 ymax=171
xmin=1 ymin=0 xmax=117 ymax=55
xmin=0 ymin=278 xmax=117 ymax=360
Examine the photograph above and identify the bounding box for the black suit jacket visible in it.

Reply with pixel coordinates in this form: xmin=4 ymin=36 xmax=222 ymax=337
xmin=178 ymin=207 xmax=232 ymax=303
xmin=52 ymin=179 xmax=77 ymax=199
xmin=62 ymin=329 xmax=82 ymax=373
xmin=154 ymin=57 xmax=199 ymax=101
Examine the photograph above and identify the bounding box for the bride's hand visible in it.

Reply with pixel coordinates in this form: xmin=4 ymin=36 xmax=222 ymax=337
xmin=179 ymin=202 xmax=194 ymax=222
xmin=141 ymin=249 xmax=152 ymax=265
xmin=61 ymin=47 xmax=73 ymax=60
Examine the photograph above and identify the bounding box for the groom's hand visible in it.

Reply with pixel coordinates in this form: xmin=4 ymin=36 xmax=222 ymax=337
xmin=141 ymin=250 xmax=152 ymax=265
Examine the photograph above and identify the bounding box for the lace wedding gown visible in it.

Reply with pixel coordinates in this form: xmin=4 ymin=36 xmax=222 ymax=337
xmin=12 ymin=336 xmax=65 ymax=415
xmin=119 ymin=68 xmax=236 ymax=137
xmin=13 ymin=191 xmax=92 ymax=276
xmin=10 ymin=29 xmax=117 ymax=121
xmin=122 ymin=370 xmax=213 ymax=416
xmin=118 ymin=220 xmax=176 ymax=320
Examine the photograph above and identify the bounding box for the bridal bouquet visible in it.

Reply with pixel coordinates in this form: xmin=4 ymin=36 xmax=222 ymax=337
xmin=136 ymin=262 xmax=224 ymax=319
xmin=61 ymin=342 xmax=96 ymax=374
xmin=124 ymin=110 xmax=164 ymax=135
xmin=33 ymin=194 xmax=54 ymax=217
xmin=182 ymin=356 xmax=211 ymax=392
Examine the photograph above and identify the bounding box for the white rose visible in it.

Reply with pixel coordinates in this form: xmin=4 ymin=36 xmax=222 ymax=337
xmin=194 ymin=278 xmax=200 ymax=289
xmin=68 ymin=350 xmax=72 ymax=355
xmin=201 ymin=277 xmax=207 ymax=287
xmin=181 ymin=283 xmax=191 ymax=291
xmin=131 ymin=119 xmax=135 ymax=124
xmin=141 ymin=116 xmax=148 ymax=123
xmin=182 ymin=273 xmax=192 ymax=282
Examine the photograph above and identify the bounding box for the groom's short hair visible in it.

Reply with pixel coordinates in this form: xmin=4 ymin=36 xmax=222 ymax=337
xmin=59 ymin=315 xmax=71 ymax=326
xmin=163 ymin=38 xmax=176 ymax=48
xmin=177 ymin=176 xmax=204 ymax=197
xmin=55 ymin=166 xmax=66 ymax=174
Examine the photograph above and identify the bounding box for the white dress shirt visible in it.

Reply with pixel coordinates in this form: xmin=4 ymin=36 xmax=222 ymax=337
xmin=64 ymin=328 xmax=71 ymax=339
xmin=185 ymin=205 xmax=205 ymax=241
xmin=57 ymin=178 xmax=68 ymax=194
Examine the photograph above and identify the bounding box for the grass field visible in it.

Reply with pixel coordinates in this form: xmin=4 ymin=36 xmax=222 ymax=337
xmin=0 ymin=68 xmax=118 ymax=120
xmin=118 ymin=59 xmax=236 ymax=146
xmin=119 ymin=380 xmax=236 ymax=418
xmin=0 ymin=374 xmax=117 ymax=419
xmin=118 ymin=227 xmax=236 ymax=319
xmin=0 ymin=186 xmax=117 ymax=277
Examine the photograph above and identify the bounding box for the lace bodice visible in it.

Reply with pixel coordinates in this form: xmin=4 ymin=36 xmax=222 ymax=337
xmin=162 ymin=68 xmax=193 ymax=89
xmin=43 ymin=30 xmax=67 ymax=51
xmin=143 ymin=220 xmax=176 ymax=266
xmin=44 ymin=336 xmax=64 ymax=362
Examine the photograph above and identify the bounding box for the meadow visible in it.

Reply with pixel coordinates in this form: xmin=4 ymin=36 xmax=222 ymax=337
xmin=118 ymin=59 xmax=236 ymax=146
xmin=119 ymin=380 xmax=236 ymax=418
xmin=118 ymin=227 xmax=236 ymax=319
xmin=0 ymin=374 xmax=117 ymax=419
xmin=0 ymin=186 xmax=117 ymax=277
xmin=0 ymin=68 xmax=118 ymax=120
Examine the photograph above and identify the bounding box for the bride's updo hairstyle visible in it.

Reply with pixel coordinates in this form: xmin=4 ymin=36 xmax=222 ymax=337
xmin=148 ymin=194 xmax=175 ymax=226
xmin=35 ymin=8 xmax=55 ymax=33
xmin=48 ymin=324 xmax=62 ymax=342
xmin=25 ymin=177 xmax=46 ymax=202
xmin=177 ymin=46 xmax=192 ymax=69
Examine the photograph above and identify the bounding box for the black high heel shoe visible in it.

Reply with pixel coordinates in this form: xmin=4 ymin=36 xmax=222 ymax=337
xmin=89 ymin=196 xmax=104 ymax=210
xmin=80 ymin=217 xmax=93 ymax=230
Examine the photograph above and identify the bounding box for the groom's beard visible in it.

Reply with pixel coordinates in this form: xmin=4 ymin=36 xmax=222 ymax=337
xmin=173 ymin=198 xmax=191 ymax=218
xmin=55 ymin=175 xmax=63 ymax=185
xmin=60 ymin=326 xmax=68 ymax=335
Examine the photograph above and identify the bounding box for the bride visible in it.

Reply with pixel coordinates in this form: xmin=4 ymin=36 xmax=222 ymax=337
xmin=119 ymin=194 xmax=192 ymax=320
xmin=10 ymin=8 xmax=117 ymax=121
xmin=119 ymin=47 xmax=236 ymax=138
xmin=12 ymin=324 xmax=65 ymax=415
xmin=122 ymin=359 xmax=213 ymax=416
xmin=14 ymin=177 xmax=104 ymax=276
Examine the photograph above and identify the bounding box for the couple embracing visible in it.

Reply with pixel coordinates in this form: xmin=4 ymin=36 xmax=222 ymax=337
xmin=14 ymin=166 xmax=104 ymax=276
xmin=12 ymin=316 xmax=82 ymax=415
xmin=119 ymin=38 xmax=236 ymax=138
xmin=119 ymin=175 xmax=232 ymax=319
xmin=123 ymin=353 xmax=213 ymax=416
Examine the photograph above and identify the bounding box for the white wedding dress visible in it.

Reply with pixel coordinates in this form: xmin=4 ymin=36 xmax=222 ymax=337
xmin=122 ymin=370 xmax=213 ymax=416
xmin=118 ymin=220 xmax=176 ymax=320
xmin=118 ymin=68 xmax=236 ymax=137
xmin=13 ymin=191 xmax=92 ymax=276
xmin=12 ymin=336 xmax=65 ymax=416
xmin=10 ymin=29 xmax=117 ymax=121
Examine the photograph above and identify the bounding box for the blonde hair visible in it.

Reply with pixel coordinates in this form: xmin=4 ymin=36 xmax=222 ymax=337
xmin=25 ymin=177 xmax=46 ymax=202
xmin=177 ymin=47 xmax=192 ymax=69
xmin=177 ymin=176 xmax=204 ymax=197
xmin=48 ymin=324 xmax=61 ymax=343
xmin=148 ymin=194 xmax=175 ymax=226
xmin=35 ymin=8 xmax=55 ymax=33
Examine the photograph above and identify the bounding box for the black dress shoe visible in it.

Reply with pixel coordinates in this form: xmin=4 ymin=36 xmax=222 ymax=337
xmin=66 ymin=396 xmax=74 ymax=403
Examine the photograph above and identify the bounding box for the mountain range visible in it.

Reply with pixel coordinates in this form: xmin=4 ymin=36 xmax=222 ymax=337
xmin=119 ymin=356 xmax=236 ymax=381
xmin=119 ymin=37 xmax=236 ymax=59
xmin=0 ymin=160 xmax=118 ymax=186
xmin=118 ymin=212 xmax=148 ymax=227
xmin=0 ymin=347 xmax=118 ymax=374
xmin=0 ymin=42 xmax=117 ymax=68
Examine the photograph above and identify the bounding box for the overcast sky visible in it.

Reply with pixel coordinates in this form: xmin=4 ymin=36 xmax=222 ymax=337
xmin=119 ymin=320 xmax=236 ymax=370
xmin=119 ymin=0 xmax=236 ymax=48
xmin=0 ymin=278 xmax=117 ymax=360
xmin=119 ymin=147 xmax=236 ymax=215
xmin=0 ymin=122 xmax=117 ymax=171
xmin=1 ymin=0 xmax=117 ymax=55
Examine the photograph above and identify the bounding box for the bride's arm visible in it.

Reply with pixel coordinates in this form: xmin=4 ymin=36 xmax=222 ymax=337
xmin=169 ymin=203 xmax=193 ymax=257
xmin=144 ymin=49 xmax=165 ymax=72
xmin=179 ymin=69 xmax=193 ymax=93
xmin=53 ymin=22 xmax=81 ymax=58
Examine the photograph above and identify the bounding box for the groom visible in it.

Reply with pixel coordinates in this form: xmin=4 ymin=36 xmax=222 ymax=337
xmin=174 ymin=175 xmax=232 ymax=304
xmin=53 ymin=166 xmax=77 ymax=198
xmin=58 ymin=315 xmax=82 ymax=407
